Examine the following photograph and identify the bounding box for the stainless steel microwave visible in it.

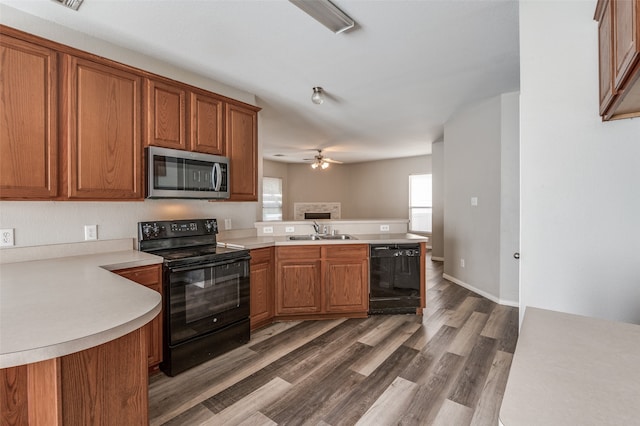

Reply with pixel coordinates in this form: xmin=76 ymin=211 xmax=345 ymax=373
xmin=146 ymin=146 xmax=230 ymax=199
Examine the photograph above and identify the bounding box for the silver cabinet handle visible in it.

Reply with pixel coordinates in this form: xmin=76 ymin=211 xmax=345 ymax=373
xmin=513 ymin=252 xmax=520 ymax=259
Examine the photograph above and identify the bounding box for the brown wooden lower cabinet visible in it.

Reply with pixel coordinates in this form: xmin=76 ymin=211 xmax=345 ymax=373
xmin=0 ymin=328 xmax=148 ymax=426
xmin=249 ymin=247 xmax=275 ymax=330
xmin=113 ymin=265 xmax=163 ymax=371
xmin=275 ymin=245 xmax=369 ymax=319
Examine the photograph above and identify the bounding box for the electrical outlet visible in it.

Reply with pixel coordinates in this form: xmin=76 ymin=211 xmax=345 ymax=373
xmin=84 ymin=224 xmax=97 ymax=241
xmin=380 ymin=224 xmax=390 ymax=232
xmin=263 ymin=226 xmax=273 ymax=234
xmin=460 ymin=258 xmax=465 ymax=268
xmin=0 ymin=228 xmax=15 ymax=247
xmin=224 ymin=218 xmax=232 ymax=230
xmin=285 ymin=226 xmax=295 ymax=233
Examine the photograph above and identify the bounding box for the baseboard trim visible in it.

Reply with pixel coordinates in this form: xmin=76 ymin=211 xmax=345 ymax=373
xmin=442 ymin=273 xmax=519 ymax=307
xmin=431 ymin=256 xmax=444 ymax=261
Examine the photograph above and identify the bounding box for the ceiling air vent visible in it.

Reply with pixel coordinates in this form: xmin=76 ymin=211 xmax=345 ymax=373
xmin=53 ymin=0 xmax=83 ymax=11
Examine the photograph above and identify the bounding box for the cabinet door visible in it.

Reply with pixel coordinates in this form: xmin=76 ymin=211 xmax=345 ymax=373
xmin=250 ymin=248 xmax=274 ymax=330
xmin=599 ymin=0 xmax=616 ymax=114
xmin=145 ymin=78 xmax=187 ymax=150
xmin=190 ymin=91 xmax=224 ymax=155
xmin=63 ymin=55 xmax=143 ymax=200
xmin=324 ymin=245 xmax=369 ymax=314
xmin=613 ymin=0 xmax=640 ymax=90
xmin=225 ymin=102 xmax=258 ymax=201
xmin=113 ymin=265 xmax=163 ymax=369
xmin=0 ymin=36 xmax=58 ymax=199
xmin=276 ymin=260 xmax=322 ymax=315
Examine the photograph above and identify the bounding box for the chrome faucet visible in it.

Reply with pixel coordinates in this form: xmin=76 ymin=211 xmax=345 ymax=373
xmin=312 ymin=221 xmax=320 ymax=234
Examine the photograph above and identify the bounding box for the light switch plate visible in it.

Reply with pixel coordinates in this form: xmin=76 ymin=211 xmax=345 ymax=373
xmin=224 ymin=218 xmax=232 ymax=230
xmin=0 ymin=228 xmax=15 ymax=247
xmin=471 ymin=197 xmax=478 ymax=206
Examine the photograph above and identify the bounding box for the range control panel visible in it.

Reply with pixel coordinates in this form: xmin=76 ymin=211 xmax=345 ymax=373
xmin=138 ymin=219 xmax=218 ymax=241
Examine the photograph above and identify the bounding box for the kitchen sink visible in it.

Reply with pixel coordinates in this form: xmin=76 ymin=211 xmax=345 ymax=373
xmin=287 ymin=235 xmax=322 ymax=241
xmin=287 ymin=234 xmax=355 ymax=241
xmin=320 ymin=234 xmax=355 ymax=240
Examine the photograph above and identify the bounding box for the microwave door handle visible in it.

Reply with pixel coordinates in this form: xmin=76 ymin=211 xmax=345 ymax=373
xmin=212 ymin=163 xmax=222 ymax=191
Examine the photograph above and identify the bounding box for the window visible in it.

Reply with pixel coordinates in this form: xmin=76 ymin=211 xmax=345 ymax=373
xmin=409 ymin=174 xmax=432 ymax=233
xmin=262 ymin=177 xmax=283 ymax=221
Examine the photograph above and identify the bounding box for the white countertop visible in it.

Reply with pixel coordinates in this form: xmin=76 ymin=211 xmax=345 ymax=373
xmin=0 ymin=250 xmax=163 ymax=368
xmin=218 ymin=233 xmax=429 ymax=250
xmin=499 ymin=307 xmax=640 ymax=426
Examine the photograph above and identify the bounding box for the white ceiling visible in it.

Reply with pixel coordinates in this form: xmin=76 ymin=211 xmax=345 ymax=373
xmin=1 ymin=0 xmax=520 ymax=164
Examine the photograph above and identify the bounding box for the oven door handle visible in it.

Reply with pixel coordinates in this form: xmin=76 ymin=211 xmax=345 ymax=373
xmin=168 ymin=256 xmax=250 ymax=273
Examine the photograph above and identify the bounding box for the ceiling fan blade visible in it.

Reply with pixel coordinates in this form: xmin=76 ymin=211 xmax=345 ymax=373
xmin=324 ymin=158 xmax=343 ymax=164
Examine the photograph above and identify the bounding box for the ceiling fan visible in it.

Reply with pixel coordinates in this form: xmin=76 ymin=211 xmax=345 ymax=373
xmin=304 ymin=149 xmax=343 ymax=169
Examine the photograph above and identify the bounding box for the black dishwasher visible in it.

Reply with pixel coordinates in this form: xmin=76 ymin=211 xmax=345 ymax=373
xmin=369 ymin=244 xmax=421 ymax=314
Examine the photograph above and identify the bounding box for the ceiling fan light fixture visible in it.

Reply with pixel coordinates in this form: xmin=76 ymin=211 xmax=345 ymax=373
xmin=311 ymin=87 xmax=324 ymax=105
xmin=321 ymin=161 xmax=330 ymax=169
xmin=311 ymin=162 xmax=319 ymax=169
xmin=289 ymin=0 xmax=355 ymax=34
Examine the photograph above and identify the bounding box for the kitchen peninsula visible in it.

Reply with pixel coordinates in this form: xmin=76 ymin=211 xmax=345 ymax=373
xmin=0 ymin=240 xmax=162 ymax=424
xmin=218 ymin=219 xmax=429 ymax=330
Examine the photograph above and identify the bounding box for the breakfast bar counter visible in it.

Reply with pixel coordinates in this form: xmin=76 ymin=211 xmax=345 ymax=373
xmin=499 ymin=307 xmax=640 ymax=425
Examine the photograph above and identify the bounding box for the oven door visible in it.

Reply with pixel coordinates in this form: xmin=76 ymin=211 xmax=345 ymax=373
xmin=165 ymin=256 xmax=249 ymax=346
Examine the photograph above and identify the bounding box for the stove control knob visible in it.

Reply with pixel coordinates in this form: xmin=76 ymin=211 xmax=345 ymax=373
xmin=204 ymin=220 xmax=217 ymax=234
xmin=142 ymin=223 xmax=160 ymax=239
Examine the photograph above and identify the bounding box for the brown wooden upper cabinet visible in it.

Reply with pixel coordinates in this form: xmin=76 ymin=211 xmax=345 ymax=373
xmin=63 ymin=54 xmax=143 ymax=200
xmin=0 ymin=35 xmax=58 ymax=199
xmin=144 ymin=79 xmax=225 ymax=155
xmin=595 ymin=0 xmax=640 ymax=120
xmin=226 ymin=102 xmax=259 ymax=201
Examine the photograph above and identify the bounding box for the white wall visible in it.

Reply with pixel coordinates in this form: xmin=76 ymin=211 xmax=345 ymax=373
xmin=499 ymin=92 xmax=520 ymax=304
xmin=270 ymin=155 xmax=431 ymax=221
xmin=431 ymin=140 xmax=445 ymax=260
xmin=520 ymin=0 xmax=640 ymax=324
xmin=346 ymin=156 xmax=431 ymax=220
xmin=443 ymin=92 xmax=519 ymax=306
xmin=0 ymin=6 xmax=261 ymax=248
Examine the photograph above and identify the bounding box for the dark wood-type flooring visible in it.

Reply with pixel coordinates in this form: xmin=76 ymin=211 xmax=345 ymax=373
xmin=149 ymin=253 xmax=519 ymax=426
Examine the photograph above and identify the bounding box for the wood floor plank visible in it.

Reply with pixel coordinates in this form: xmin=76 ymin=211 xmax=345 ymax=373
xmin=398 ymin=352 xmax=466 ymax=425
xmin=357 ymin=315 xmax=409 ymax=346
xmin=203 ymin=319 xmax=365 ymax=412
xmin=469 ymin=350 xmax=513 ymax=426
xmin=355 ymin=376 xmax=419 ymax=425
xmin=322 ymin=344 xmax=420 ymax=426
xmin=445 ymin=296 xmax=482 ymax=328
xmin=432 ymin=398 xmax=474 ymax=426
xmin=400 ymin=324 xmax=459 ymax=385
xmin=149 ymin=319 xmax=344 ymax=425
xmin=204 ymin=377 xmax=291 ymax=426
xmin=263 ymin=343 xmax=369 ymax=425
xmin=448 ymin=335 xmax=499 ymax=408
xmin=236 ymin=412 xmax=278 ymax=426
xmin=404 ymin=308 xmax=455 ymax=350
xmin=448 ymin=311 xmax=489 ymax=357
xmin=161 ymin=403 xmax=215 ymax=426
xmin=350 ymin=320 xmax=422 ymax=376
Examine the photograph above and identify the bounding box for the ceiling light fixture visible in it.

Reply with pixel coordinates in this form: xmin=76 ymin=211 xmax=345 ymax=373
xmin=289 ymin=0 xmax=356 ymax=34
xmin=311 ymin=87 xmax=324 ymax=105
xmin=52 ymin=0 xmax=83 ymax=11
xmin=311 ymin=159 xmax=330 ymax=170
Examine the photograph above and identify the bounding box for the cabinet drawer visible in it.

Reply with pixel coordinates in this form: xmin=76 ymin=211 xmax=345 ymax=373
xmin=250 ymin=247 xmax=273 ymax=264
xmin=115 ymin=265 xmax=161 ymax=286
xmin=324 ymin=245 xmax=368 ymax=259
xmin=276 ymin=246 xmax=321 ymax=260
